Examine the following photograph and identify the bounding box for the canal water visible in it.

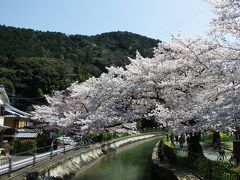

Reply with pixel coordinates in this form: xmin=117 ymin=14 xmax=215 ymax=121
xmin=76 ymin=137 xmax=159 ymax=180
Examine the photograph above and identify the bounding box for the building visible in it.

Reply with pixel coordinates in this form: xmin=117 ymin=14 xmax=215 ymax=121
xmin=0 ymin=85 xmax=9 ymax=126
xmin=0 ymin=85 xmax=37 ymax=146
xmin=4 ymin=104 xmax=32 ymax=129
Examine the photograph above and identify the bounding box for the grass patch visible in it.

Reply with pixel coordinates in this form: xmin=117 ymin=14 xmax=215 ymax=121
xmin=139 ymin=128 xmax=163 ymax=133
xmin=201 ymin=132 xmax=234 ymax=150
xmin=202 ymin=132 xmax=234 ymax=144
xmin=201 ymin=132 xmax=213 ymax=144
xmin=224 ymin=142 xmax=233 ymax=150
xmin=220 ymin=132 xmax=234 ymax=142
xmin=162 ymin=134 xmax=175 ymax=148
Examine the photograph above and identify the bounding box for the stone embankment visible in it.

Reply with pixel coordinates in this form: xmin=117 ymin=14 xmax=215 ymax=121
xmin=3 ymin=134 xmax=156 ymax=180
xmin=151 ymin=141 xmax=201 ymax=180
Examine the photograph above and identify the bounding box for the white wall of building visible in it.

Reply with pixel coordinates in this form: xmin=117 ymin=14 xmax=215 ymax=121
xmin=0 ymin=116 xmax=4 ymax=126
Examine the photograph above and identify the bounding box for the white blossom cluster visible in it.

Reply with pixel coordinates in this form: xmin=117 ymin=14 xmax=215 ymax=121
xmin=32 ymin=0 xmax=240 ymax=133
xmin=206 ymin=0 xmax=240 ymax=47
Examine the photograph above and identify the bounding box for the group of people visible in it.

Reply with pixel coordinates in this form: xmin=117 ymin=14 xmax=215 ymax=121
xmin=169 ymin=131 xmax=203 ymax=148
xmin=169 ymin=133 xmax=186 ymax=148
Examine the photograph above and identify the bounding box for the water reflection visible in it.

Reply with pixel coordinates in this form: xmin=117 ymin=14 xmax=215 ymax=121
xmin=77 ymin=138 xmax=158 ymax=180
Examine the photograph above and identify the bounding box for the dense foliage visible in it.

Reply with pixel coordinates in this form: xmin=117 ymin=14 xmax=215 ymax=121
xmin=0 ymin=25 xmax=160 ymax=110
xmin=10 ymin=139 xmax=36 ymax=154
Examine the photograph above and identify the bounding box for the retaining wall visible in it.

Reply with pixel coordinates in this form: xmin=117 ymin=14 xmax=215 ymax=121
xmin=151 ymin=141 xmax=201 ymax=180
xmin=11 ymin=134 xmax=156 ymax=180
xmin=48 ymin=134 xmax=155 ymax=179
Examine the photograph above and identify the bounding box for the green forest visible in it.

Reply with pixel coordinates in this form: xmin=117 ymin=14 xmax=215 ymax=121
xmin=0 ymin=25 xmax=160 ymax=110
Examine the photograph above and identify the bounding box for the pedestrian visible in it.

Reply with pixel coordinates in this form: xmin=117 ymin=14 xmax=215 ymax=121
xmin=53 ymin=139 xmax=58 ymax=150
xmin=170 ymin=132 xmax=174 ymax=144
xmin=186 ymin=133 xmax=191 ymax=145
xmin=175 ymin=135 xmax=179 ymax=142
xmin=179 ymin=134 xmax=185 ymax=148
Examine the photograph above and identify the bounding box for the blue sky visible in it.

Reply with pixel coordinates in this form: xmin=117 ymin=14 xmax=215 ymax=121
xmin=0 ymin=0 xmax=212 ymax=41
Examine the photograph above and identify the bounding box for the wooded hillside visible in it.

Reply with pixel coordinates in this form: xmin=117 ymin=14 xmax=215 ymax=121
xmin=0 ymin=25 xmax=160 ymax=110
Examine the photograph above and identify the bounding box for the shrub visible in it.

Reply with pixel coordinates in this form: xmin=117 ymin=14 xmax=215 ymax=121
xmin=120 ymin=132 xmax=129 ymax=137
xmin=36 ymin=133 xmax=52 ymax=149
xmin=202 ymin=132 xmax=234 ymax=144
xmin=220 ymin=132 xmax=234 ymax=142
xmin=84 ymin=131 xmax=98 ymax=143
xmin=201 ymin=133 xmax=213 ymax=144
xmin=10 ymin=139 xmax=36 ymax=155
xmin=102 ymin=132 xmax=113 ymax=141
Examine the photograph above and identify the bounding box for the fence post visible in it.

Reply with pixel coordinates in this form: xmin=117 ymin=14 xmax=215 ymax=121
xmin=50 ymin=145 xmax=53 ymax=160
xmin=33 ymin=150 xmax=36 ymax=166
xmin=8 ymin=156 xmax=12 ymax=176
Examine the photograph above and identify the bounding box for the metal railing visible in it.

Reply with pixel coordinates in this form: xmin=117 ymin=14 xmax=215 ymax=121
xmin=161 ymin=142 xmax=240 ymax=180
xmin=0 ymin=143 xmax=88 ymax=176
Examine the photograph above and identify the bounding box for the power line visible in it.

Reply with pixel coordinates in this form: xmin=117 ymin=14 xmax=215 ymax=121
xmin=7 ymin=93 xmax=45 ymax=100
xmin=12 ymin=102 xmax=31 ymax=107
xmin=158 ymin=7 xmax=211 ymax=38
xmin=9 ymin=97 xmax=45 ymax=100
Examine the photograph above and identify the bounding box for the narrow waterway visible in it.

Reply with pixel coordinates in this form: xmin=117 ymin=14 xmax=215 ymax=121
xmin=76 ymin=138 xmax=159 ymax=180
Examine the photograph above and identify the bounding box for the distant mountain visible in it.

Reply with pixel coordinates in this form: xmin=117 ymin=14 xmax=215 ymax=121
xmin=0 ymin=25 xmax=160 ymax=110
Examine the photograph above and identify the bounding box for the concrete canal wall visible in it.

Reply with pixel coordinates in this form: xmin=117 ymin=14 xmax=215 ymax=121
xmin=4 ymin=134 xmax=156 ymax=180
xmin=48 ymin=134 xmax=155 ymax=179
xmin=151 ymin=141 xmax=201 ymax=180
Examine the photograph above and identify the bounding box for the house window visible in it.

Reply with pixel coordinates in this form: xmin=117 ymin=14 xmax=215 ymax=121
xmin=0 ymin=106 xmax=4 ymax=116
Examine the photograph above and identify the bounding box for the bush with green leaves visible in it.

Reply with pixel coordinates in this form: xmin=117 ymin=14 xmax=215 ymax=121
xmin=102 ymin=132 xmax=113 ymax=141
xmin=202 ymin=132 xmax=234 ymax=144
xmin=36 ymin=133 xmax=52 ymax=153
xmin=10 ymin=139 xmax=36 ymax=154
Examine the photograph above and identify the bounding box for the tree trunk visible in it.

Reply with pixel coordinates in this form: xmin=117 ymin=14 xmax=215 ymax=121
xmin=233 ymin=140 xmax=240 ymax=164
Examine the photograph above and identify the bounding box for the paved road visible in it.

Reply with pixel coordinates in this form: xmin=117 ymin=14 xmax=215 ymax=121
xmin=0 ymin=145 xmax=77 ymax=175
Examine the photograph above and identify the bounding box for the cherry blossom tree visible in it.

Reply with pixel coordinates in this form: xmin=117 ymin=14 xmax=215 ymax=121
xmin=33 ymin=0 xmax=240 ymax=138
xmin=201 ymin=0 xmax=240 ymax=131
xmin=32 ymin=36 xmax=235 ymax=134
xmin=206 ymin=0 xmax=240 ymax=46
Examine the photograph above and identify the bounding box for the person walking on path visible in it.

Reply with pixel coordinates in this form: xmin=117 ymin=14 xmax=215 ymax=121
xmin=170 ymin=132 xmax=174 ymax=144
xmin=179 ymin=134 xmax=185 ymax=148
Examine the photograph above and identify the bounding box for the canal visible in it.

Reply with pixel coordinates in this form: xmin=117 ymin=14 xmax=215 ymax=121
xmin=76 ymin=137 xmax=159 ymax=180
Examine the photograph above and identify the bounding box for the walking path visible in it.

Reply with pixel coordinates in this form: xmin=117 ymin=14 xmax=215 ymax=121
xmin=174 ymin=141 xmax=232 ymax=162
xmin=202 ymin=143 xmax=232 ymax=161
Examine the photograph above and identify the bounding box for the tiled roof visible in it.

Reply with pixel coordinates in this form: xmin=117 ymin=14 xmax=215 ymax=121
xmin=0 ymin=86 xmax=10 ymax=105
xmin=15 ymin=132 xmax=38 ymax=138
xmin=5 ymin=104 xmax=32 ymax=117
